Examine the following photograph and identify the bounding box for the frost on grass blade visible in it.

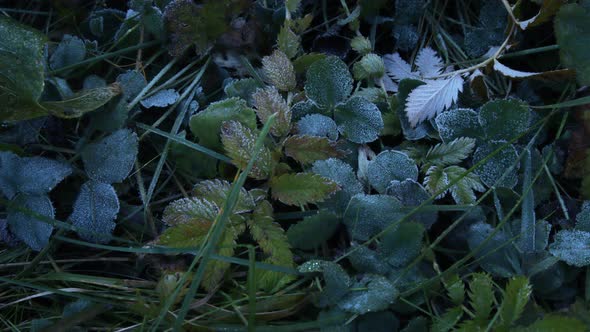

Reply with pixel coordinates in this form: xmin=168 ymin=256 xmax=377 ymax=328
xmin=69 ymin=181 xmax=120 ymax=244
xmin=7 ymin=194 xmax=54 ymax=251
xmin=367 ymin=150 xmax=418 ymax=194
xmin=82 ymin=129 xmax=139 ymax=184
xmin=405 ymin=75 xmax=464 ymax=127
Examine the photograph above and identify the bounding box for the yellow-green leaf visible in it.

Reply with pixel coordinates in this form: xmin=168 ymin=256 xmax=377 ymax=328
xmin=221 ymin=120 xmax=274 ymax=180
xmin=270 ymin=173 xmax=339 ymax=206
xmin=284 ymin=135 xmax=345 ymax=165
xmin=41 ymin=84 xmax=121 ymax=118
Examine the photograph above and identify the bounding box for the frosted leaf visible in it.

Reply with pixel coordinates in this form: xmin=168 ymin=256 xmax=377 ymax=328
xmin=478 ymin=99 xmax=531 ymax=141
xmin=297 ymin=114 xmax=338 ymax=140
xmin=140 ymin=89 xmax=179 ymax=108
xmin=0 ymin=151 xmax=21 ymax=199
xmin=344 ymin=194 xmax=403 ymax=241
xmin=405 ymin=75 xmax=464 ymax=127
xmin=510 ymin=219 xmax=551 ymax=252
xmin=221 ymin=120 xmax=274 ymax=180
xmin=379 ymin=73 xmax=398 ymax=92
xmin=473 ymin=141 xmax=519 ymax=189
xmin=82 ymin=129 xmax=139 ymax=184
xmin=467 ymin=222 xmax=521 ymax=277
xmin=7 ymin=194 xmax=54 ymax=251
xmin=493 ymin=60 xmax=540 ymax=78
xmin=393 ymin=24 xmax=419 ymax=52
xmin=116 ymin=70 xmax=146 ymax=103
xmin=380 ymin=222 xmax=424 ymax=267
xmin=290 ymin=100 xmax=324 ymax=121
xmin=193 ymin=179 xmax=254 ymax=214
xmin=162 ymin=197 xmax=219 ymax=226
xmin=367 ymin=150 xmax=418 ymax=194
xmin=415 ymin=47 xmax=443 ymax=78
xmin=17 ymin=156 xmax=72 ymax=196
xmin=549 ymin=229 xmax=590 ymax=267
xmin=261 ymin=49 xmax=296 ymax=91
xmin=576 ymin=201 xmax=590 ymax=232
xmin=224 ymin=78 xmax=262 ymax=104
xmin=304 ymin=56 xmax=353 ymax=109
xmin=287 ymin=211 xmax=340 ymax=250
xmin=383 ymin=52 xmax=419 ymax=81
xmin=397 ymin=79 xmax=432 ymax=141
xmin=435 ymin=108 xmax=482 ymax=143
xmin=386 ymin=179 xmax=437 ymax=229
xmin=69 ymin=181 xmax=119 ymax=243
xmin=252 ymin=86 xmax=291 ymax=137
xmin=49 ymin=34 xmax=86 ymax=71
xmin=298 ymin=260 xmax=351 ymax=306
xmin=338 ymin=275 xmax=398 ymax=314
xmin=334 ymin=97 xmax=384 ymax=143
xmin=347 ymin=245 xmax=390 ymax=274
xmin=312 ymin=158 xmax=362 ymax=195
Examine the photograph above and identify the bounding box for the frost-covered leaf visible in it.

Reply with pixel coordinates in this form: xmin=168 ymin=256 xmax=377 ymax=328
xmin=380 ymin=222 xmax=424 ymax=267
xmin=262 ymin=50 xmax=296 ymax=91
xmin=312 ymin=158 xmax=363 ymax=212
xmin=555 ymin=3 xmax=590 ymax=85
xmin=415 ymin=47 xmax=443 ymax=78
xmin=405 ymin=75 xmax=464 ymax=127
xmin=224 ymin=78 xmax=262 ymax=104
xmin=423 ymin=137 xmax=476 ymax=168
xmin=252 ymin=87 xmax=291 ymax=137
xmin=338 ymin=275 xmax=398 ymax=314
xmin=69 ymin=181 xmax=119 ymax=243
xmin=576 ymin=201 xmax=590 ymax=232
xmin=297 ymin=114 xmax=339 ymax=140
xmin=0 ymin=151 xmax=22 ymax=199
xmin=116 ymin=70 xmax=146 ymax=103
xmin=221 ymin=120 xmax=274 ymax=180
xmin=383 ymin=52 xmax=419 ymax=81
xmin=140 ymin=89 xmax=179 ymax=108
xmin=499 ymin=276 xmax=532 ymax=329
xmin=291 ymin=100 xmax=324 ymax=121
xmin=82 ymin=129 xmax=139 ymax=183
xmin=549 ymin=229 xmax=590 ymax=267
xmin=393 ymin=24 xmax=419 ymax=52
xmin=0 ymin=17 xmax=47 ymax=122
xmin=344 ymin=194 xmax=403 ymax=241
xmin=351 ymin=35 xmax=372 ymax=55
xmin=352 ymin=53 xmax=385 ymax=80
xmin=298 ymin=260 xmax=351 ymax=307
xmin=386 ymin=179 xmax=437 ymax=229
xmin=42 ymin=85 xmax=121 ymax=118
xmin=479 ymin=99 xmax=531 ymax=141
xmin=468 ymin=273 xmax=494 ymax=325
xmin=193 ymin=179 xmax=254 ymax=214
xmin=305 ymin=56 xmax=352 ymax=110
xmin=493 ymin=60 xmax=540 ymax=78
xmin=49 ymin=34 xmax=86 ymax=71
xmin=367 ymin=150 xmax=418 ymax=193
xmin=397 ymin=79 xmax=432 ymax=140
xmin=190 ymin=97 xmax=257 ymax=150
xmin=334 ymin=97 xmax=384 ymax=143
xmin=435 ymin=108 xmax=483 ymax=143
xmin=467 ymin=222 xmax=522 ymax=277
xmin=473 ymin=141 xmax=520 ymax=189
xmin=425 ymin=165 xmax=484 ymax=204
xmin=287 ymin=211 xmax=340 ymax=250
xmin=347 ymin=245 xmax=390 ymax=275
xmin=162 ymin=197 xmax=219 ymax=226
xmin=284 ymin=135 xmax=344 ymax=165
xmin=7 ymin=194 xmax=54 ymax=251
xmin=17 ymin=156 xmax=72 ymax=196
xmin=270 ymin=173 xmax=339 ymax=206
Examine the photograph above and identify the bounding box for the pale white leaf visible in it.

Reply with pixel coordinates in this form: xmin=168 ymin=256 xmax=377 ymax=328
xmin=377 ymin=74 xmax=398 ymax=92
xmin=405 ymin=75 xmax=464 ymax=127
xmin=493 ymin=59 xmax=540 ymax=78
xmin=415 ymin=47 xmax=443 ymax=78
xmin=383 ymin=53 xmax=419 ymax=81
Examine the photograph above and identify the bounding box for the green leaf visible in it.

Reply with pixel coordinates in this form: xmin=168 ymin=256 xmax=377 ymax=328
xmin=479 ymin=99 xmax=531 ymax=141
xmin=386 ymin=179 xmax=437 ymax=229
xmin=555 ymin=3 xmax=590 ymax=85
xmin=297 ymin=114 xmax=339 ymax=140
xmin=334 ymin=97 xmax=384 ymax=143
xmin=277 ymin=23 xmax=300 ymax=59
xmin=431 ymin=306 xmax=463 ymax=332
xmin=549 ymin=229 xmax=590 ymax=267
xmin=193 ymin=179 xmax=254 ymax=214
xmin=312 ymin=158 xmax=363 ymax=213
xmin=190 ymin=97 xmax=257 ymax=150
xmin=305 ymin=56 xmax=353 ymax=110
xmin=202 ymin=228 xmax=238 ymax=291
xmin=69 ymin=181 xmax=119 ymax=244
xmin=401 ymin=317 xmax=429 ymax=332
xmin=423 ymin=137 xmax=476 ymax=168
xmin=352 ymin=53 xmax=385 ymax=80
xmin=262 ymin=50 xmax=297 ymax=92
xmin=252 ymin=87 xmax=291 ymax=137
xmin=338 ymin=275 xmax=398 ymax=314
xmin=49 ymin=34 xmax=86 ymax=72
xmin=41 ymin=85 xmax=121 ymax=118
xmin=298 ymin=260 xmax=351 ymax=307
xmin=270 ymin=173 xmax=339 ymax=206
xmin=380 ymin=222 xmax=424 ymax=267
xmin=284 ymin=135 xmax=344 ymax=165
xmin=224 ymin=78 xmax=262 ymax=105
xmin=158 ymin=221 xmax=212 ymax=248
xmin=248 ymin=201 xmax=294 ymax=291
xmin=468 ymin=273 xmax=494 ymax=325
xmin=499 ymin=276 xmax=532 ymax=329
xmin=435 ymin=108 xmax=483 ymax=143
xmin=287 ymin=211 xmax=340 ymax=250
xmin=344 ymin=194 xmax=403 ymax=241
xmin=368 ymin=150 xmax=418 ymax=193
xmin=7 ymin=194 xmax=54 ymax=251
xmin=0 ymin=16 xmax=47 ymax=122
xmin=221 ymin=120 xmax=274 ymax=180
xmin=81 ymin=129 xmax=139 ymax=184
xmin=446 ymin=274 xmax=465 ymax=306
xmin=162 ymin=197 xmax=219 ymax=226
xmin=473 ymin=141 xmax=520 ymax=189
xmin=514 ymin=315 xmax=585 ymax=332
xmin=424 ymin=165 xmax=484 ymax=204
xmin=285 ymin=0 xmax=302 ymax=13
